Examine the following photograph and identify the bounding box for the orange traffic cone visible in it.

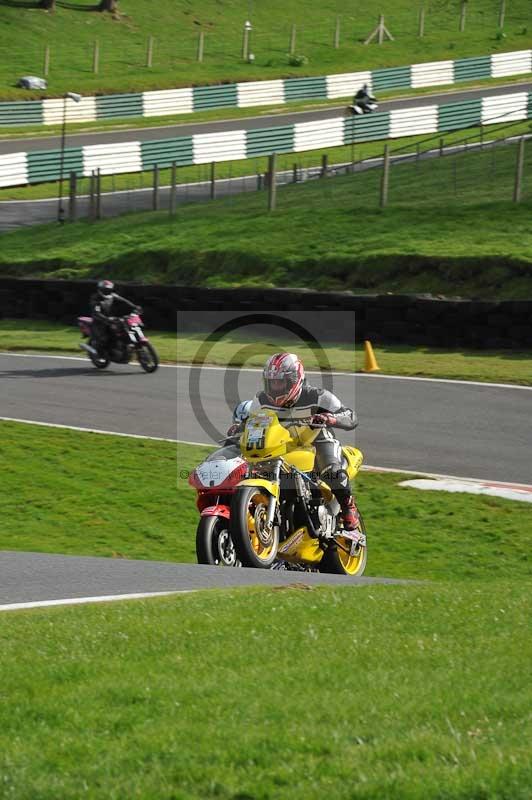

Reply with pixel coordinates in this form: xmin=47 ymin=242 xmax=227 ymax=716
xmin=363 ymin=340 xmax=380 ymax=372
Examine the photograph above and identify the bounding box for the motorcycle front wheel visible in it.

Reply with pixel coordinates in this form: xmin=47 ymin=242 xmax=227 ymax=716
xmin=137 ymin=342 xmax=159 ymax=373
xmin=231 ymin=486 xmax=279 ymax=568
xmin=196 ymin=516 xmax=240 ymax=567
xmin=319 ymin=511 xmax=367 ymax=577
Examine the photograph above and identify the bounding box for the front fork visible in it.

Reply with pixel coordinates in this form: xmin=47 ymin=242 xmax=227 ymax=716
xmin=264 ymin=461 xmax=282 ymax=530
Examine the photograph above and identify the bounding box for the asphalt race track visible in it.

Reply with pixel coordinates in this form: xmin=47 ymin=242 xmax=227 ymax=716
xmin=1 ymin=82 xmax=530 ymax=231
xmin=1 ymin=353 xmax=530 ymax=484
xmin=0 ymin=81 xmax=529 ymax=156
xmin=1 ymin=352 xmax=530 ymax=606
xmin=0 ymin=551 xmax=410 ymax=608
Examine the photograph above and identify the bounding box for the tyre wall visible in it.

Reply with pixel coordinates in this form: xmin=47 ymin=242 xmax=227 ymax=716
xmin=0 ymin=278 xmax=530 ymax=348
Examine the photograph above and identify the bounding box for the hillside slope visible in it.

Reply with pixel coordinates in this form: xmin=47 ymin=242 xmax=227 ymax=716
xmin=1 ymin=0 xmax=531 ymax=99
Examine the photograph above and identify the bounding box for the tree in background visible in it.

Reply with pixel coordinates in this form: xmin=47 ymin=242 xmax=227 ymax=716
xmin=40 ymin=0 xmax=55 ymax=9
xmin=99 ymin=0 xmax=118 ymax=11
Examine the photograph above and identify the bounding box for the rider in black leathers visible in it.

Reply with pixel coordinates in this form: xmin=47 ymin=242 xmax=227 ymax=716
xmin=89 ymin=279 xmax=139 ymax=354
xmin=353 ymin=83 xmax=377 ymax=113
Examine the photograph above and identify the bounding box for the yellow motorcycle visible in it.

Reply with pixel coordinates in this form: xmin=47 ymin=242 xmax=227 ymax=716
xmin=231 ymin=410 xmax=367 ymax=576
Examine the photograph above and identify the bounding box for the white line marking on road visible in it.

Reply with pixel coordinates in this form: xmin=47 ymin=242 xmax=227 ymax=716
xmin=0 ymin=416 xmax=177 ymax=443
xmin=0 ymin=351 xmax=176 ymax=367
xmin=0 ymin=590 xmax=191 ymax=612
xmin=2 ymin=351 xmax=530 ymax=391
xmin=399 ymin=478 xmax=532 ymax=503
xmin=174 ymin=364 xmax=532 ymax=391
xmin=1 ymin=418 xmax=530 ymax=490
xmin=362 ymin=463 xmax=532 ymax=491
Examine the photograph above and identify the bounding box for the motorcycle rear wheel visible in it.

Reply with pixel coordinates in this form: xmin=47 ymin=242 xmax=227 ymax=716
xmin=319 ymin=511 xmax=367 ymax=577
xmin=231 ymin=486 xmax=279 ymax=568
xmin=137 ymin=342 xmax=159 ymax=373
xmin=88 ymin=349 xmax=110 ymax=369
xmin=196 ymin=516 xmax=240 ymax=567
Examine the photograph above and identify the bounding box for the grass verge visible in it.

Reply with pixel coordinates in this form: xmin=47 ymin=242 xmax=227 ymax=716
xmin=0 ymin=75 xmax=528 ymax=141
xmin=0 ymin=580 xmax=530 ymax=799
xmin=1 ymin=422 xmax=531 ymax=582
xmin=1 ymin=422 xmax=530 ymax=797
xmin=1 ymin=142 xmax=532 ymax=299
xmin=2 ymin=0 xmax=531 ymax=99
xmin=2 ymin=119 xmax=531 ymax=203
xmin=1 ymin=320 xmax=531 ymax=385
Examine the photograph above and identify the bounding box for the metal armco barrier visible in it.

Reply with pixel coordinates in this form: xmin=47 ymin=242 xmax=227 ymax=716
xmin=2 ymin=89 xmax=532 ymax=188
xmin=0 ymin=279 xmax=530 ymax=349
xmin=0 ymin=49 xmax=530 ymax=127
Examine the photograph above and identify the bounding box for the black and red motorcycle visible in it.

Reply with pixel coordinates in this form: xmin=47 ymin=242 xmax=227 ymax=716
xmin=78 ymin=311 xmax=159 ymax=373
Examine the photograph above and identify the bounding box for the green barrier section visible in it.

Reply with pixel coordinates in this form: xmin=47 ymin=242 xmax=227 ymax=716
xmin=193 ymin=84 xmax=238 ymax=111
xmin=528 ymin=91 xmax=532 ymax=118
xmin=246 ymin=125 xmax=295 ymax=157
xmin=284 ymin=76 xmax=327 ymax=101
xmin=438 ymin=98 xmax=482 ymax=132
xmin=96 ymin=93 xmax=143 ymax=120
xmin=0 ymin=100 xmax=43 ymax=126
xmin=344 ymin=111 xmax=391 ymax=143
xmin=371 ymin=66 xmax=411 ymax=92
xmin=454 ymin=55 xmax=491 ymax=83
xmin=140 ymin=137 xmax=194 ymax=170
xmin=27 ymin=147 xmax=84 ymax=183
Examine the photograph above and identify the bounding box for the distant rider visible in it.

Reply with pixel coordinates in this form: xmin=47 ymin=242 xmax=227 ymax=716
xmin=250 ymin=353 xmax=360 ymax=531
xmin=353 ymin=83 xmax=376 ymax=112
xmin=89 ymin=280 xmax=140 ymax=355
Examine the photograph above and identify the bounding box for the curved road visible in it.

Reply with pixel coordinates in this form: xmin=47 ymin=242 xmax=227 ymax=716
xmin=1 ymin=353 xmax=530 ymax=484
xmin=0 ymin=81 xmax=529 ymax=156
xmin=1 ymin=352 xmax=529 ymax=606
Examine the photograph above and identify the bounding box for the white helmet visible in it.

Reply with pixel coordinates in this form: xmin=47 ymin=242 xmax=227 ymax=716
xmin=233 ymin=400 xmax=253 ymax=424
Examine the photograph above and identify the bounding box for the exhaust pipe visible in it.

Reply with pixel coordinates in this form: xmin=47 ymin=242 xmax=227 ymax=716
xmin=79 ymin=342 xmax=98 ymax=356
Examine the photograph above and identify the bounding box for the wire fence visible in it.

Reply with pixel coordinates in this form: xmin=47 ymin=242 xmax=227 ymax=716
xmin=55 ymin=122 xmax=530 ymax=226
xmin=3 ymin=0 xmax=531 ymax=91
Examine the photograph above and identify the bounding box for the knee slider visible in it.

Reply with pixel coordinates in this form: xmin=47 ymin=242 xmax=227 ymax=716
xmin=320 ymin=464 xmax=350 ymax=489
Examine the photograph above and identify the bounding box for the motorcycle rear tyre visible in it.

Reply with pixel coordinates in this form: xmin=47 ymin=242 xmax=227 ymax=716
xmin=137 ymin=342 xmax=159 ymax=373
xmin=196 ymin=515 xmax=240 ymax=567
xmin=319 ymin=511 xmax=367 ymax=577
xmin=231 ymin=485 xmax=279 ymax=569
xmin=89 ymin=352 xmax=110 ymax=369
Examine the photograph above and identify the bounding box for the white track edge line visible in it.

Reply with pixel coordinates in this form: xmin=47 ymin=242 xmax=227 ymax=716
xmin=1 ymin=351 xmax=530 ymax=391
xmin=0 ymin=590 xmax=191 ymax=612
xmin=0 ymin=351 xmax=176 ymax=367
xmin=0 ymin=416 xmax=177 ymax=442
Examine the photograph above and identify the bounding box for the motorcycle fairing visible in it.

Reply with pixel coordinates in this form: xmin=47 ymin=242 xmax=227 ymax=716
xmin=277 ymin=526 xmax=322 ymax=565
xmin=193 ymin=457 xmax=246 ymax=490
xmin=200 ymin=504 xmax=231 ymax=519
xmin=343 ymin=446 xmax=364 ymax=479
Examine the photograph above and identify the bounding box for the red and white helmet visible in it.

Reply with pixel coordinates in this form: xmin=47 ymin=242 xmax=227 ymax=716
xmin=263 ymin=353 xmax=305 ymax=407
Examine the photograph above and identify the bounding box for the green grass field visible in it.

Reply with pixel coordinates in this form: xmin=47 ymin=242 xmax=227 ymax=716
xmin=1 ymin=141 xmax=532 ymax=298
xmin=1 ymin=0 xmax=531 ymax=100
xmin=1 ymin=422 xmax=531 ymax=581
xmin=2 ymin=320 xmax=531 ymax=385
xmin=1 ymin=581 xmax=530 ymax=800
xmin=0 ymin=421 xmax=531 ymax=798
